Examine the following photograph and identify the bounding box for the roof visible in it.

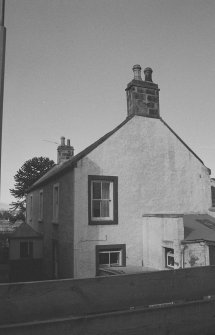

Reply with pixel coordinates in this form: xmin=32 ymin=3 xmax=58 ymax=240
xmin=9 ymin=222 xmax=42 ymax=239
xmin=183 ymin=214 xmax=215 ymax=242
xmin=0 ymin=220 xmax=22 ymax=235
xmin=28 ymin=115 xmax=134 ymax=191
xmin=28 ymin=115 xmax=207 ymax=192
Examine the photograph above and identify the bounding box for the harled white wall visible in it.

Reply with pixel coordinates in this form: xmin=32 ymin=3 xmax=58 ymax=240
xmin=73 ymin=116 xmax=211 ymax=278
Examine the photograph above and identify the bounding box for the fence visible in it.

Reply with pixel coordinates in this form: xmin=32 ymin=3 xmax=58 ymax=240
xmin=1 ymin=266 xmax=215 ymax=334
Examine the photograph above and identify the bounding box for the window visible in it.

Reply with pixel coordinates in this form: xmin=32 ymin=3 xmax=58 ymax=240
xmin=96 ymin=244 xmax=126 ymax=275
xmin=53 ymin=184 xmax=59 ymax=223
xmin=165 ymin=248 xmax=174 ymax=269
xmin=39 ymin=190 xmax=43 ymax=221
xmin=99 ymin=250 xmax=122 ymax=266
xmin=211 ymin=186 xmax=215 ymax=207
xmin=88 ymin=176 xmax=118 ymax=225
xmin=20 ymin=241 xmax=33 ymax=258
xmin=29 ymin=194 xmax=33 ymax=220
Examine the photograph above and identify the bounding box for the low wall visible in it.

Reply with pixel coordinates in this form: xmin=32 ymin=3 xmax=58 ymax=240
xmin=1 ymin=299 xmax=215 ymax=335
xmin=1 ymin=266 xmax=215 ymax=325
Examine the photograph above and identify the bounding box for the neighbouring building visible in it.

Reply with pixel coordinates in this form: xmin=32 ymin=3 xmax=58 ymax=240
xmin=26 ymin=65 xmax=214 ymax=280
xmin=0 ymin=220 xmax=43 ymax=282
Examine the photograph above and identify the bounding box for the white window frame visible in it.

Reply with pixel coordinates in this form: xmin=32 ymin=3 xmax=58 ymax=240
xmin=39 ymin=190 xmax=43 ymax=221
xmin=53 ymin=183 xmax=59 ymax=223
xmin=99 ymin=249 xmax=122 ymax=267
xmin=166 ymin=249 xmax=174 ymax=269
xmin=91 ymin=180 xmax=113 ymax=221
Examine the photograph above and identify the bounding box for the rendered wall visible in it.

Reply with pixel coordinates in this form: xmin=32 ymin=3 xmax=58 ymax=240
xmin=73 ymin=115 xmax=211 ymax=278
xmin=26 ymin=170 xmax=75 ymax=279
xmin=142 ymin=216 xmax=184 ymax=269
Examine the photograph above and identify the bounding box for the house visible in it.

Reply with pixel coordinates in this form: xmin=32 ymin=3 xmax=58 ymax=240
xmin=26 ymin=65 xmax=213 ymax=280
xmin=0 ymin=220 xmax=43 ymax=282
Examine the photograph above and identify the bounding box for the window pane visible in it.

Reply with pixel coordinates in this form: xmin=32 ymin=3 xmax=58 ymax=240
xmin=212 ymin=186 xmax=215 ymax=207
xmin=54 ymin=187 xmax=59 ymax=204
xmin=168 ymin=255 xmax=174 ymax=267
xmin=92 ymin=200 xmax=101 ymax=217
xmin=93 ymin=182 xmax=101 ymax=199
xmin=101 ymin=200 xmax=109 ymax=217
xmin=20 ymin=242 xmax=28 ymax=258
xmin=102 ymin=182 xmax=110 ymax=199
xmin=39 ymin=192 xmax=43 ymax=219
xmin=110 ymin=252 xmax=120 ymax=265
xmin=99 ymin=252 xmax=109 ymax=265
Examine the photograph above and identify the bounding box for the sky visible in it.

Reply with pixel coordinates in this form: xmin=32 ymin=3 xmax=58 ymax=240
xmin=1 ymin=0 xmax=215 ymax=205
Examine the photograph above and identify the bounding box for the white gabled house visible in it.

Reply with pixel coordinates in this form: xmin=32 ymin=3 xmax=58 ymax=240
xmin=26 ymin=65 xmax=214 ymax=280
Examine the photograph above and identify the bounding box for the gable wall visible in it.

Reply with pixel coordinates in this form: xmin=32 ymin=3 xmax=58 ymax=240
xmin=73 ymin=116 xmax=211 ymax=278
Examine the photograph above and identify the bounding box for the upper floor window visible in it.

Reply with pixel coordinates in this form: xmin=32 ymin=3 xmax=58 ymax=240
xmin=39 ymin=190 xmax=43 ymax=221
xmin=88 ymin=176 xmax=118 ymax=225
xmin=53 ymin=184 xmax=59 ymax=223
xmin=20 ymin=240 xmax=33 ymax=259
xmin=30 ymin=194 xmax=33 ymax=220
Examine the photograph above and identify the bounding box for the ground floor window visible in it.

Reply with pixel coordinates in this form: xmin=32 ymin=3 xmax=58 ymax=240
xmin=20 ymin=240 xmax=33 ymax=258
xmin=209 ymin=245 xmax=215 ymax=265
xmin=164 ymin=247 xmax=174 ymax=269
xmin=99 ymin=250 xmax=122 ymax=267
xmin=96 ymin=244 xmax=126 ymax=275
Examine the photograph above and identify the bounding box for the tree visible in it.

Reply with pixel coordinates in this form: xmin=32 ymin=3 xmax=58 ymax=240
xmin=10 ymin=157 xmax=55 ymax=213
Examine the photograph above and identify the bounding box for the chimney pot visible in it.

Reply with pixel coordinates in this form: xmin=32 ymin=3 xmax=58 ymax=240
xmin=144 ymin=67 xmax=153 ymax=82
xmin=132 ymin=64 xmax=142 ymax=81
xmin=60 ymin=136 xmax=65 ymax=146
xmin=57 ymin=138 xmax=74 ymax=164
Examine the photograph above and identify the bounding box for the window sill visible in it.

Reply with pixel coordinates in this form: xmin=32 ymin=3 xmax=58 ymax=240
xmin=52 ymin=221 xmax=59 ymax=225
xmin=38 ymin=219 xmax=43 ymax=223
xmin=89 ymin=219 xmax=118 ymax=225
xmin=209 ymin=207 xmax=215 ymax=212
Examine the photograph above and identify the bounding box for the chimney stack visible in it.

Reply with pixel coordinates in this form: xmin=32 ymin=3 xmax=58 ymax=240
xmin=126 ymin=65 xmax=160 ymax=118
xmin=57 ymin=137 xmax=74 ymax=164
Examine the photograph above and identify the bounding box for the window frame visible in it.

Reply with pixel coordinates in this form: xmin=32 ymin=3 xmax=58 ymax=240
xmin=211 ymin=186 xmax=215 ymax=207
xmin=96 ymin=244 xmax=126 ymax=276
xmin=38 ymin=190 xmax=44 ymax=222
xmin=29 ymin=194 xmax=33 ymax=221
xmin=165 ymin=247 xmax=174 ymax=269
xmin=88 ymin=175 xmax=118 ymax=225
xmin=53 ymin=183 xmax=59 ymax=223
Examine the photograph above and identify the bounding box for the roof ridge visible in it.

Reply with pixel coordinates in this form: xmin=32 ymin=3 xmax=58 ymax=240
xmin=28 ymin=115 xmax=208 ymax=192
xmin=28 ymin=115 xmax=135 ymax=191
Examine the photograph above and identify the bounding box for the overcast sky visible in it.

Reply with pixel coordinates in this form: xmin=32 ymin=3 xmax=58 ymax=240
xmin=1 ymin=0 xmax=215 ymax=204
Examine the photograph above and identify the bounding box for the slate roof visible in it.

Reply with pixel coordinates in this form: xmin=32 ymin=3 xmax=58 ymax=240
xmin=28 ymin=116 xmax=133 ymax=191
xmin=0 ymin=220 xmax=22 ymax=235
xmin=183 ymin=214 xmax=215 ymax=242
xmin=28 ymin=115 xmax=206 ymax=192
xmin=10 ymin=222 xmax=42 ymax=239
